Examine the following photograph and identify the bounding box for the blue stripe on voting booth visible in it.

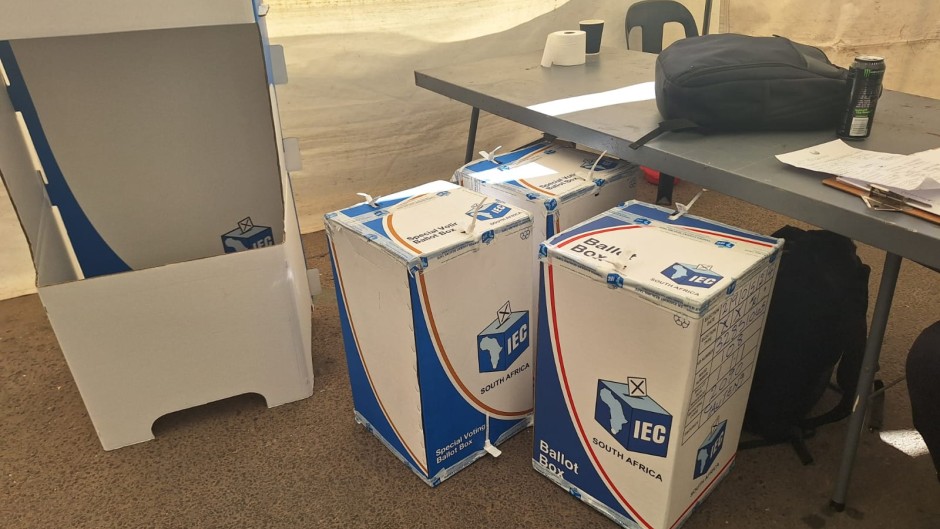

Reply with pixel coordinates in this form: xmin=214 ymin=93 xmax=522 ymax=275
xmin=0 ymin=41 xmax=130 ymax=278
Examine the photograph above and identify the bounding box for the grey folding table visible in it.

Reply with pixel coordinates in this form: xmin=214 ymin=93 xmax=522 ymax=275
xmin=415 ymin=47 xmax=940 ymax=509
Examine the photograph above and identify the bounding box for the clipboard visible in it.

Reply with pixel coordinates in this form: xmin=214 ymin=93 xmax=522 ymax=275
xmin=823 ymin=177 xmax=940 ymax=225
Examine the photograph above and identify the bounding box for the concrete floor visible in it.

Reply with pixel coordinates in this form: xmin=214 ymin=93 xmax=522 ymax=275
xmin=2 ymin=181 xmax=938 ymax=528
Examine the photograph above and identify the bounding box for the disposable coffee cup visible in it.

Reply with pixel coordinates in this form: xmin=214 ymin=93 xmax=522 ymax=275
xmin=580 ymin=19 xmax=604 ymax=55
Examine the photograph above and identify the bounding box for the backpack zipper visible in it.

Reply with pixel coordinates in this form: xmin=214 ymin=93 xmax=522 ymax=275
xmin=672 ymin=62 xmax=816 ymax=84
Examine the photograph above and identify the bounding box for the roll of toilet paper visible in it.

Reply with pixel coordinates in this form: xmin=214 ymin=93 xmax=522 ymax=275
xmin=540 ymin=30 xmax=586 ymax=68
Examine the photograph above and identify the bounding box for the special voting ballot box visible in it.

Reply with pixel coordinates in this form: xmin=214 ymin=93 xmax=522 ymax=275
xmin=455 ymin=139 xmax=640 ymax=348
xmin=455 ymin=140 xmax=639 ymax=245
xmin=532 ymin=201 xmax=783 ymax=529
xmin=325 ymin=181 xmax=535 ymax=486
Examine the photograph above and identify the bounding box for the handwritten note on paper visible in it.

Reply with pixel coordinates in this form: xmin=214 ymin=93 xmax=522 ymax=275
xmin=776 ymin=140 xmax=939 ymax=209
xmin=911 ymin=148 xmax=940 ymax=190
xmin=776 ymin=140 xmax=900 ymax=178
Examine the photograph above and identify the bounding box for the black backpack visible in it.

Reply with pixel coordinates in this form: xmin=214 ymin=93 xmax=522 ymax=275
xmin=741 ymin=226 xmax=871 ymax=463
xmin=657 ymin=33 xmax=849 ymax=130
xmin=633 ymin=33 xmax=848 ymax=148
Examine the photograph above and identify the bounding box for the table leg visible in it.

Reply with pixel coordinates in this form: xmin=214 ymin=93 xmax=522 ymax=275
xmin=464 ymin=107 xmax=480 ymax=164
xmin=656 ymin=173 xmax=675 ymax=205
xmin=830 ymin=251 xmax=903 ymax=511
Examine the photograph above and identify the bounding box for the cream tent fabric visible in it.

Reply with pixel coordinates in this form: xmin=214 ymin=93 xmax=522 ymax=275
xmin=0 ymin=0 xmax=934 ymax=299
xmin=265 ymin=0 xmax=699 ymax=234
xmin=721 ymin=0 xmax=940 ymax=98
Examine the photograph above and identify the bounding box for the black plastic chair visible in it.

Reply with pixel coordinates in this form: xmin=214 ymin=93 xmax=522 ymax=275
xmin=625 ymin=0 xmax=699 ymax=204
xmin=625 ymin=0 xmax=699 ymax=53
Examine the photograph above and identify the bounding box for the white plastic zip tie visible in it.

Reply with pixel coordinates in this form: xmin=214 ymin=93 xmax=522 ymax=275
xmin=461 ymin=200 xmax=484 ymax=235
xmin=356 ymin=192 xmax=379 ymax=208
xmin=483 ymin=415 xmax=502 ymax=457
xmin=589 ymin=150 xmax=608 ymax=180
xmin=669 ymin=189 xmax=707 ymax=220
xmin=483 ymin=440 xmax=502 ymax=457
xmin=479 ymin=146 xmax=503 ymax=165
xmin=590 ymin=150 xmax=609 ymax=194
xmin=606 ymin=251 xmax=637 ymax=275
xmin=574 ymin=150 xmax=608 ymax=184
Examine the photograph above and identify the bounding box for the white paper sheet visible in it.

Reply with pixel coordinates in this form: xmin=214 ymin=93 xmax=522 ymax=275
xmin=776 ymin=140 xmax=939 ymax=210
xmin=526 ymin=82 xmax=655 ymax=116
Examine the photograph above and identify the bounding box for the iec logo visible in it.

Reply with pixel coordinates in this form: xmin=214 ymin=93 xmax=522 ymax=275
xmin=725 ymin=280 xmax=737 ymax=295
xmin=634 ymin=218 xmax=651 ymax=225
xmin=436 ymin=190 xmax=451 ymax=197
xmin=477 ymin=301 xmax=529 ymax=373
xmin=606 ymin=273 xmax=624 ymax=288
xmin=595 ymin=378 xmax=672 ymax=458
xmin=661 ymin=263 xmax=723 ymax=288
xmin=715 ymin=240 xmax=735 ymax=248
xmin=481 ymin=230 xmax=495 ymax=245
xmin=694 ymin=420 xmax=727 ymax=479
xmin=544 ymin=198 xmax=558 ymax=212
xmin=467 ymin=203 xmax=511 ymax=220
xmin=221 ymin=217 xmax=274 ymax=253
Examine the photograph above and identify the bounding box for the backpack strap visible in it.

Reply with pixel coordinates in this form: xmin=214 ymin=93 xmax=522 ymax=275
xmin=802 ymin=255 xmax=872 ymax=431
xmin=739 ymin=428 xmax=815 ymax=465
xmin=629 ymin=118 xmax=699 ymax=150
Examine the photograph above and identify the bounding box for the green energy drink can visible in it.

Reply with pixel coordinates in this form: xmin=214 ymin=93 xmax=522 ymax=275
xmin=837 ymin=56 xmax=886 ymax=140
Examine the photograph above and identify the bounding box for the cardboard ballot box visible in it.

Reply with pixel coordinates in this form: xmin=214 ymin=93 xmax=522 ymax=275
xmin=456 ymin=139 xmax=640 ymax=347
xmin=532 ymin=201 xmax=782 ymax=529
xmin=326 ymin=181 xmax=535 ymax=486
xmin=0 ymin=1 xmax=314 ymax=450
xmin=456 ymin=139 xmax=639 ymax=246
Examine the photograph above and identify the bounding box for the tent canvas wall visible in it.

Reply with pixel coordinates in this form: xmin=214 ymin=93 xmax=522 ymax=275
xmin=2 ymin=0 xmax=936 ymax=300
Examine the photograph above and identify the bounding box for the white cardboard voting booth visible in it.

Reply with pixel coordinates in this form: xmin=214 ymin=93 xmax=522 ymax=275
xmin=326 ymin=181 xmax=535 ymax=486
xmin=0 ymin=0 xmax=315 ymax=450
xmin=532 ymin=201 xmax=783 ymax=529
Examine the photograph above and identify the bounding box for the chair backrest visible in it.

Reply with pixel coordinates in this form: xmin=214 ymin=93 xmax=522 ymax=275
xmin=625 ymin=0 xmax=698 ymax=54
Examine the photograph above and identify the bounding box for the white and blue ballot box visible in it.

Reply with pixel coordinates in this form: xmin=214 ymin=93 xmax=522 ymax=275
xmin=325 ymin=181 xmax=535 ymax=486
xmin=456 ymin=139 xmax=640 ymax=349
xmin=455 ymin=140 xmax=639 ymax=245
xmin=532 ymin=201 xmax=783 ymax=529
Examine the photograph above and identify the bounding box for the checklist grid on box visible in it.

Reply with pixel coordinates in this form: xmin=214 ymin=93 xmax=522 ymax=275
xmin=681 ymin=266 xmax=775 ymax=445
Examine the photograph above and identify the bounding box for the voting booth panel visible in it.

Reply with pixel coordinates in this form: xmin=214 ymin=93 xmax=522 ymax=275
xmin=0 ymin=0 xmax=315 ymax=450
xmin=326 ymin=181 xmax=535 ymax=486
xmin=533 ymin=201 xmax=783 ymax=529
